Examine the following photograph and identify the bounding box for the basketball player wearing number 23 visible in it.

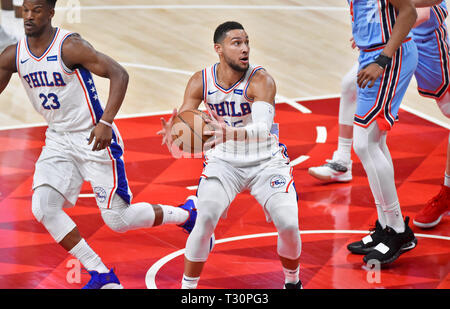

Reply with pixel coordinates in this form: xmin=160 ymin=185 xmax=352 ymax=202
xmin=0 ymin=0 xmax=199 ymax=289
xmin=159 ymin=21 xmax=303 ymax=289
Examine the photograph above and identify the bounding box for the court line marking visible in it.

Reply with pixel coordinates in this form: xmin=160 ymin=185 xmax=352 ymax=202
xmin=316 ymin=126 xmax=327 ymax=143
xmin=276 ymin=94 xmax=312 ymax=114
xmin=56 ymin=5 xmax=347 ymax=12
xmin=145 ymin=230 xmax=449 ymax=289
xmin=290 ymin=155 xmax=310 ymax=167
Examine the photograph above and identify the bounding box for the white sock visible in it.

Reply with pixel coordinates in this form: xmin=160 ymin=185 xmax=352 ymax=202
xmin=444 ymin=173 xmax=450 ymax=187
xmin=161 ymin=205 xmax=189 ymax=225
xmin=375 ymin=202 xmax=387 ymax=228
xmin=382 ymin=201 xmax=405 ymax=233
xmin=69 ymin=239 xmax=109 ymax=273
xmin=181 ymin=275 xmax=200 ymax=289
xmin=335 ymin=137 xmax=353 ymax=162
xmin=283 ymin=266 xmax=299 ymax=284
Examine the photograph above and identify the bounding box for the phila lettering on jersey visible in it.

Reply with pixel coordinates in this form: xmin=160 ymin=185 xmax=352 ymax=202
xmin=16 ymin=28 xmax=104 ymax=132
xmin=348 ymin=0 xmax=412 ymax=51
xmin=202 ymin=63 xmax=283 ymax=165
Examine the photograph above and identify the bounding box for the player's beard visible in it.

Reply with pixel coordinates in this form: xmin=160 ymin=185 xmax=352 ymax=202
xmin=224 ymin=54 xmax=249 ymax=73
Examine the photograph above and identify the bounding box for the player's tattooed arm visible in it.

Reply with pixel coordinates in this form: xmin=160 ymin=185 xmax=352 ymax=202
xmin=0 ymin=44 xmax=17 ymax=94
xmin=61 ymin=33 xmax=129 ymax=151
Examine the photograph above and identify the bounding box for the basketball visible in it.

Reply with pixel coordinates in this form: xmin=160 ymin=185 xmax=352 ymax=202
xmin=171 ymin=109 xmax=214 ymax=154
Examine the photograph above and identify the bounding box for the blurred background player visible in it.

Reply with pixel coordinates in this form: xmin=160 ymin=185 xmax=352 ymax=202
xmin=309 ymin=0 xmax=450 ymax=230
xmin=1 ymin=0 xmax=23 ymax=41
xmin=0 ymin=25 xmax=15 ymax=52
xmin=0 ymin=0 xmax=197 ymax=289
xmin=344 ymin=0 xmax=418 ymax=265
xmin=159 ymin=21 xmax=302 ymax=289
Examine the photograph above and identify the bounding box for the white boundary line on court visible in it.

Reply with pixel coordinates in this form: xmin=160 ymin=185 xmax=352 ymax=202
xmin=144 ymin=230 xmax=450 ymax=289
xmin=56 ymin=5 xmax=347 ymax=12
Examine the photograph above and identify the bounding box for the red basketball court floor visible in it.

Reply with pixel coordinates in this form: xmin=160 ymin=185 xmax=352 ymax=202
xmin=0 ymin=97 xmax=448 ymax=289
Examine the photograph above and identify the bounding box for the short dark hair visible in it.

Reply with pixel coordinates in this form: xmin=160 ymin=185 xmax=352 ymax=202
xmin=213 ymin=21 xmax=244 ymax=44
xmin=46 ymin=0 xmax=57 ymax=8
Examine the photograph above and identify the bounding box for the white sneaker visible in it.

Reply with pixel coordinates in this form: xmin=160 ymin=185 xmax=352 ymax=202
xmin=308 ymin=152 xmax=352 ymax=182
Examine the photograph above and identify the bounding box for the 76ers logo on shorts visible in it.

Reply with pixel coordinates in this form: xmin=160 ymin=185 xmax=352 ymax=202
xmin=93 ymin=187 xmax=107 ymax=203
xmin=270 ymin=175 xmax=286 ymax=189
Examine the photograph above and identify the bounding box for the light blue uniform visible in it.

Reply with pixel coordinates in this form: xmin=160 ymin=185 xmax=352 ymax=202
xmin=349 ymin=0 xmax=418 ymax=130
xmin=412 ymin=1 xmax=450 ymax=99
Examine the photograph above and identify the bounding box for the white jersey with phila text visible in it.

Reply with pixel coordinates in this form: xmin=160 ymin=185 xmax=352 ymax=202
xmin=16 ymin=28 xmax=104 ymax=132
xmin=202 ymin=63 xmax=284 ymax=165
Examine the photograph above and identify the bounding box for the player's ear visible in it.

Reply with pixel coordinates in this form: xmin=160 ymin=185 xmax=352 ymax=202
xmin=214 ymin=43 xmax=222 ymax=56
xmin=49 ymin=7 xmax=55 ymax=19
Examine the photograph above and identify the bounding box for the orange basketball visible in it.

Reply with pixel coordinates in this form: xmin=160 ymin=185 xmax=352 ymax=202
xmin=171 ymin=109 xmax=214 ymax=154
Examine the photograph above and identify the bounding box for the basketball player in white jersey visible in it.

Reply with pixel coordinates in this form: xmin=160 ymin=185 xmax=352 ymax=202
xmin=159 ymin=21 xmax=302 ymax=289
xmin=0 ymin=0 xmax=199 ymax=289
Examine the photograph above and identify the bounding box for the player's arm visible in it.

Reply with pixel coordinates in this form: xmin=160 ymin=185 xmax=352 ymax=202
xmin=204 ymin=70 xmax=276 ymax=148
xmin=357 ymin=0 xmax=417 ymax=88
xmin=412 ymin=0 xmax=443 ymax=7
xmin=0 ymin=44 xmax=17 ymax=94
xmin=61 ymin=34 xmax=129 ymax=151
xmin=157 ymin=71 xmax=203 ymax=152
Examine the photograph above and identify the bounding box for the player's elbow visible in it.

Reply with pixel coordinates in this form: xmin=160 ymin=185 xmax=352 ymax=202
xmin=118 ymin=66 xmax=129 ymax=87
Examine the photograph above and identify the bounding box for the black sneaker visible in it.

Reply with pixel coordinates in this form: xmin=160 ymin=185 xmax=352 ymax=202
xmin=363 ymin=217 xmax=417 ymax=265
xmin=347 ymin=220 xmax=386 ymax=254
xmin=284 ymin=280 xmax=303 ymax=289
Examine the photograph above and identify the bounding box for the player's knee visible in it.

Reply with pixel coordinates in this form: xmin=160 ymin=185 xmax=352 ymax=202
xmin=341 ymin=70 xmax=357 ymax=96
xmin=31 ymin=185 xmax=64 ymax=222
xmin=101 ymin=208 xmax=129 ymax=233
xmin=352 ymin=131 xmax=369 ymax=157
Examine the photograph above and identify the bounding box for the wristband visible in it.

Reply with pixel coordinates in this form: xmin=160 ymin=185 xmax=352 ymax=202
xmin=373 ymin=53 xmax=392 ymax=69
xmin=99 ymin=119 xmax=113 ymax=128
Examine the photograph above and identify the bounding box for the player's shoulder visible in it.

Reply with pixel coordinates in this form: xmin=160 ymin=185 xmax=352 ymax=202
xmin=0 ymin=43 xmax=19 ymax=71
xmin=61 ymin=33 xmax=88 ymax=50
xmin=249 ymin=67 xmax=276 ymax=88
xmin=188 ymin=70 xmax=204 ymax=87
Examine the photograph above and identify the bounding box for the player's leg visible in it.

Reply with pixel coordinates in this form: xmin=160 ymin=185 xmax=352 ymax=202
xmin=182 ymin=177 xmax=231 ymax=289
xmin=31 ymin=184 xmax=120 ymax=288
xmin=308 ymin=62 xmax=357 ymax=182
xmin=99 ymin=193 xmax=194 ymax=233
xmin=414 ymin=92 xmax=450 ymax=228
xmin=33 ymin=130 xmax=125 ymax=289
xmin=251 ymin=154 xmax=302 ymax=288
xmin=349 ymin=41 xmax=418 ymax=264
xmin=264 ymin=190 xmax=302 ymax=289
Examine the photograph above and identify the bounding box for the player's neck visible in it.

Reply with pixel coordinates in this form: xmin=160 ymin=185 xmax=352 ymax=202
xmin=26 ymin=25 xmax=57 ymax=52
xmin=216 ymin=62 xmax=246 ymax=89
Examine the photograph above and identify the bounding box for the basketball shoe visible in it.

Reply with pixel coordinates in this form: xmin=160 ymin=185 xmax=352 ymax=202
xmin=284 ymin=280 xmax=303 ymax=289
xmin=308 ymin=151 xmax=352 ymax=182
xmin=82 ymin=269 xmax=123 ymax=289
xmin=347 ymin=220 xmax=386 ymax=255
xmin=413 ymin=185 xmax=450 ymax=229
xmin=178 ymin=196 xmax=198 ymax=233
xmin=363 ymin=217 xmax=417 ymax=265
